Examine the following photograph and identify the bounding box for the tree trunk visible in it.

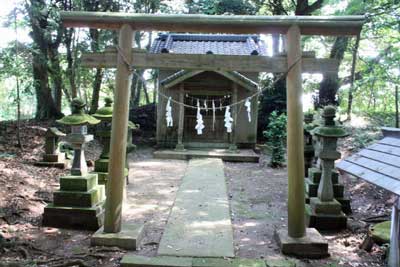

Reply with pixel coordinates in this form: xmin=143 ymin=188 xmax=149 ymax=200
xmin=65 ymin=28 xmax=77 ymax=99
xmin=32 ymin=51 xmax=61 ymax=119
xmin=346 ymin=35 xmax=360 ymax=120
xmin=26 ymin=0 xmax=61 ymax=119
xmin=48 ymin=46 xmax=63 ymax=113
xmin=89 ymin=68 xmax=103 ymax=113
xmin=316 ymin=37 xmax=349 ymax=107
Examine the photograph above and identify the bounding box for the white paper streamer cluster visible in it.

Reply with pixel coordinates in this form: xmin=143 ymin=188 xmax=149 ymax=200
xmin=195 ymin=100 xmax=205 ymax=135
xmin=244 ymin=98 xmax=251 ymax=122
xmin=224 ymin=106 xmax=233 ymax=133
xmin=212 ymin=100 xmax=216 ymax=131
xmin=166 ymin=97 xmax=173 ymax=127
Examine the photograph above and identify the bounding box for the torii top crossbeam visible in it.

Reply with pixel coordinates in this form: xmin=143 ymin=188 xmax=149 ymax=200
xmin=61 ymin=11 xmax=364 ymax=36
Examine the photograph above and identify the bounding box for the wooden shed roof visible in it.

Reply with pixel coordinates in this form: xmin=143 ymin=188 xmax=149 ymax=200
xmin=337 ymin=131 xmax=400 ymax=195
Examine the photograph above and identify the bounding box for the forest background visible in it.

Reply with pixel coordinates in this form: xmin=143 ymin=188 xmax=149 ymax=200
xmin=0 ymin=0 xmax=399 ymax=130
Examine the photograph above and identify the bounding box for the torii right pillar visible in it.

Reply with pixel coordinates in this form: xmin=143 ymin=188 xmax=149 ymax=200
xmin=275 ymin=25 xmax=329 ymax=258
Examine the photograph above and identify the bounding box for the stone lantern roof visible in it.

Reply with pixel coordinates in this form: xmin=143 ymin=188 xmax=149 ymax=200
xmin=57 ymin=98 xmax=100 ymax=125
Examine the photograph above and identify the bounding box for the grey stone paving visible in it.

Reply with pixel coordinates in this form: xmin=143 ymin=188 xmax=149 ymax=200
xmin=158 ymin=158 xmax=234 ymax=257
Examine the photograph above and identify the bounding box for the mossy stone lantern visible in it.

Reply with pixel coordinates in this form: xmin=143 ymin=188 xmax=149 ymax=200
xmin=42 ymin=98 xmax=105 ymax=230
xmin=93 ymin=97 xmax=113 ymax=159
xmin=306 ymin=106 xmax=349 ymax=230
xmin=91 ymin=97 xmax=130 ymax=185
xmin=57 ymin=98 xmax=100 ymax=175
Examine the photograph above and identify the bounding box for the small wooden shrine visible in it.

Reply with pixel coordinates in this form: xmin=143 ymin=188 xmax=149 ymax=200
xmin=152 ymin=34 xmax=262 ymax=149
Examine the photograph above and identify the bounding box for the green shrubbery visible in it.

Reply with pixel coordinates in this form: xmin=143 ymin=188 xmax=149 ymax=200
xmin=263 ymin=111 xmax=287 ymax=168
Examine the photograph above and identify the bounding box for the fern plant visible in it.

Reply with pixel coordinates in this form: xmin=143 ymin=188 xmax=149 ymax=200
xmin=263 ymin=111 xmax=287 ymax=168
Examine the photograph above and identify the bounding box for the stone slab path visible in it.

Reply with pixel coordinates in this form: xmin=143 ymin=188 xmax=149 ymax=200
xmin=157 ymin=158 xmax=235 ymax=258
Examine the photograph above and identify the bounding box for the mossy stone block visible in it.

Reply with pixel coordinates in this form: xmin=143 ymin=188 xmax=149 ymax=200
xmin=333 ymin=184 xmax=344 ymax=198
xmin=310 ymin=198 xmax=342 ymax=215
xmin=93 ymin=172 xmax=108 ymax=184
xmin=370 ymin=221 xmax=390 ymax=244
xmin=306 ymin=180 xmax=343 ymax=198
xmin=305 ymin=179 xmax=318 ymax=197
xmin=193 ymin=257 xmax=266 ymax=267
xmin=60 ymin=173 xmax=98 ymax=191
xmin=308 ymin=168 xmax=339 ymax=184
xmin=336 ymin=197 xmax=352 ymax=214
xmin=306 ymin=204 xmax=347 ymax=230
xmin=53 ymin=185 xmax=105 ymax=207
xmin=308 ymin=168 xmax=321 ymax=183
xmin=42 ymin=201 xmax=104 ymax=230
xmin=92 ymin=168 xmax=128 ymax=185
xmin=95 ymin=159 xmax=109 ymax=172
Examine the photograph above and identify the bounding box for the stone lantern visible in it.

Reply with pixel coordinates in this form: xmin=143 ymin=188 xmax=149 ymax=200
xmin=306 ymin=106 xmax=349 ymax=230
xmin=92 ymin=97 xmax=113 ymax=184
xmin=42 ymin=98 xmax=105 ymax=230
xmin=35 ymin=127 xmax=67 ymax=168
xmin=91 ymin=97 xmax=130 ymax=185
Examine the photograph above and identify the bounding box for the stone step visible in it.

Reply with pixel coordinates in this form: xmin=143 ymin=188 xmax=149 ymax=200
xmin=53 ymin=185 xmax=105 ymax=208
xmin=153 ymin=149 xmax=259 ymax=163
xmin=59 ymin=173 xmax=98 ymax=191
xmin=120 ymin=255 xmax=296 ymax=267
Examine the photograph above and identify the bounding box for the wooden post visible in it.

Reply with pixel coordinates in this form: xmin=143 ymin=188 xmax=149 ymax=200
xmin=229 ymin=83 xmax=238 ymax=151
xmin=176 ymin=83 xmax=185 ymax=150
xmin=389 ymin=196 xmax=400 ymax=267
xmin=286 ymin=25 xmax=306 ymax=238
xmin=104 ymin=24 xmax=133 ymax=233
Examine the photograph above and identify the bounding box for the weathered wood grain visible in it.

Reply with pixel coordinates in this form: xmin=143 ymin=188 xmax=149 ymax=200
xmin=81 ymin=51 xmax=340 ymax=73
xmin=60 ymin=12 xmax=364 ymax=36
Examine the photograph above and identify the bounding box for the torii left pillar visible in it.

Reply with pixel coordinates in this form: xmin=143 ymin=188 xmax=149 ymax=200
xmin=91 ymin=24 xmax=144 ymax=250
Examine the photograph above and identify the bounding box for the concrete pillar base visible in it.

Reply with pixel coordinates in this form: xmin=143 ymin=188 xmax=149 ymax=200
xmin=91 ymin=223 xmax=144 ymax=250
xmin=274 ymin=228 xmax=329 ymax=259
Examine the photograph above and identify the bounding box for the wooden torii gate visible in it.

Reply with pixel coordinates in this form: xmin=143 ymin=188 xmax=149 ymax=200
xmin=60 ymin=11 xmax=364 ymax=256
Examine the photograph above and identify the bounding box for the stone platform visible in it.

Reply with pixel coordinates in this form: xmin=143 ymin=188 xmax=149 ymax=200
xmin=153 ymin=149 xmax=259 ymax=163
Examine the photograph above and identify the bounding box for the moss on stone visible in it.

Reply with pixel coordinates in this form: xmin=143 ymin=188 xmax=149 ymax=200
xmin=57 ymin=98 xmax=100 ymax=125
xmin=93 ymin=97 xmax=114 ymax=120
xmin=370 ymin=221 xmax=390 ymax=244
xmin=57 ymin=113 xmax=100 ymax=125
xmin=311 ymin=126 xmax=349 ymax=138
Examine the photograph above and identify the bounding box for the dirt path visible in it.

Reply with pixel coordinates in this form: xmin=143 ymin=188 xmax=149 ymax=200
xmin=225 ymin=153 xmax=386 ymax=267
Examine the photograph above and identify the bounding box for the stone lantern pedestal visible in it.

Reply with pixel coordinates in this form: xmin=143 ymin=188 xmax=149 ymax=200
xmin=305 ymin=106 xmax=349 ymax=231
xmin=91 ymin=98 xmax=129 ymax=185
xmin=35 ymin=127 xmax=67 ymax=168
xmin=42 ymin=99 xmax=105 ymax=230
